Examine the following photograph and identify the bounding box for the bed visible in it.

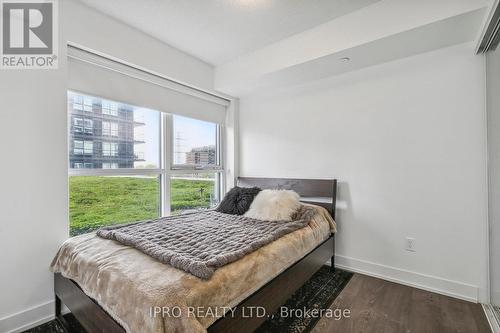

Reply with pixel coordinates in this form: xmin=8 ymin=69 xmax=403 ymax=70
xmin=52 ymin=177 xmax=338 ymax=333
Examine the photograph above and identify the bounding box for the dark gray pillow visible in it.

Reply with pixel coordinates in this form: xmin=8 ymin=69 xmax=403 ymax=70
xmin=216 ymin=186 xmax=261 ymax=215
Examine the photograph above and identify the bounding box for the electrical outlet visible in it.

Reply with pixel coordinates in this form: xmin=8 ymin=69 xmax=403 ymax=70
xmin=405 ymin=237 xmax=416 ymax=252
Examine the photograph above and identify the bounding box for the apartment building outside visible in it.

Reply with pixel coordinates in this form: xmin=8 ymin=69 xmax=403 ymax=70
xmin=185 ymin=145 xmax=216 ymax=166
xmin=68 ymin=92 xmax=145 ymax=169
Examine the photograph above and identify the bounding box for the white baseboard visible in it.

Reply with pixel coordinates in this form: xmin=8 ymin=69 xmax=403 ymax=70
xmin=482 ymin=304 xmax=500 ymax=333
xmin=333 ymin=254 xmax=479 ymax=303
xmin=0 ymin=300 xmax=54 ymax=333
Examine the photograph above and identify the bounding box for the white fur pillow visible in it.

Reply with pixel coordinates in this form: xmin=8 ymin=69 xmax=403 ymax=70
xmin=244 ymin=189 xmax=301 ymax=221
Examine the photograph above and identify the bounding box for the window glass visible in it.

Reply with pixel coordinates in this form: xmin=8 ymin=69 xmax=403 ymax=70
xmin=73 ymin=117 xmax=83 ymax=133
xmin=102 ymin=162 xmax=118 ymax=169
xmin=84 ymin=141 xmax=93 ymax=154
xmin=170 ymin=173 xmax=220 ymax=214
xmin=102 ymin=100 xmax=118 ymax=116
xmin=84 ymin=119 xmax=93 ymax=134
xmin=132 ymin=108 xmax=159 ymax=168
xmin=172 ymin=115 xmax=218 ymax=168
xmin=68 ymin=92 xmax=160 ymax=169
xmin=74 ymin=140 xmax=83 ymax=154
xmin=102 ymin=142 xmax=118 ymax=157
xmin=102 ymin=121 xmax=118 ymax=136
xmin=73 ymin=140 xmax=93 ymax=155
xmin=73 ymin=118 xmax=93 ymax=134
xmin=67 ymin=92 xmax=224 ymax=236
xmin=69 ymin=176 xmax=160 ymax=236
xmin=83 ymin=97 xmax=93 ymax=112
xmin=72 ymin=95 xmax=93 ymax=112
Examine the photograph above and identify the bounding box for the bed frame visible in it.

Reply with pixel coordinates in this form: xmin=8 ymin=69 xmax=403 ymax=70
xmin=54 ymin=177 xmax=337 ymax=333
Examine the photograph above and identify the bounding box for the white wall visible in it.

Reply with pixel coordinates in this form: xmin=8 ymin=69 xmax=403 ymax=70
xmin=0 ymin=1 xmax=216 ymax=331
xmin=487 ymin=46 xmax=500 ymax=306
xmin=0 ymin=4 xmax=68 ymax=331
xmin=239 ymin=43 xmax=489 ymax=302
xmin=0 ymin=68 xmax=68 ymax=332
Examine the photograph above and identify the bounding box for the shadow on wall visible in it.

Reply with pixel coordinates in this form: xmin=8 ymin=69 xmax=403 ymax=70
xmin=335 ymin=181 xmax=353 ymax=228
xmin=334 ymin=180 xmax=400 ymax=262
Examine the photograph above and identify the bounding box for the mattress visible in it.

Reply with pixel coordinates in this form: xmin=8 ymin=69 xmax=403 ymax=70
xmin=50 ymin=204 xmax=335 ymax=333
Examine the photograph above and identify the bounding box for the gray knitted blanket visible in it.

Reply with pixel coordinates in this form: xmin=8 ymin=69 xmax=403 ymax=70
xmin=97 ymin=206 xmax=315 ymax=279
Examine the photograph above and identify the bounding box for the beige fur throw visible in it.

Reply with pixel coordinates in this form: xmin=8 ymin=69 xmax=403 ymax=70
xmin=244 ymin=189 xmax=301 ymax=221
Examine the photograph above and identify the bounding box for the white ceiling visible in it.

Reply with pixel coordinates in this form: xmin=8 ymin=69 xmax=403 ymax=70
xmin=214 ymin=0 xmax=491 ymax=95
xmin=77 ymin=0 xmax=380 ymax=65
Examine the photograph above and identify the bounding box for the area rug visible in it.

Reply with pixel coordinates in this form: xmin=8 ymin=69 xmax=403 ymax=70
xmin=22 ymin=314 xmax=85 ymax=333
xmin=255 ymin=266 xmax=353 ymax=333
xmin=23 ymin=266 xmax=352 ymax=333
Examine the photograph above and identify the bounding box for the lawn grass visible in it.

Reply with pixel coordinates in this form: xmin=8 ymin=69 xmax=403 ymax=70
xmin=69 ymin=176 xmax=214 ymax=236
xmin=170 ymin=177 xmax=215 ymax=213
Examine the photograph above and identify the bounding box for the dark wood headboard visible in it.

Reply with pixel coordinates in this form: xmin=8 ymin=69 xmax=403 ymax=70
xmin=237 ymin=177 xmax=337 ymax=219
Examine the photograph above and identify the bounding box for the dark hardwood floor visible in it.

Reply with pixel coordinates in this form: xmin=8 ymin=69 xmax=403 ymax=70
xmin=312 ymin=273 xmax=491 ymax=333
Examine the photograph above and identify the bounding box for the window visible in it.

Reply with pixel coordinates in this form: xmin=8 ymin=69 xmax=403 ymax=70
xmin=84 ymin=119 xmax=93 ymax=134
xmin=74 ymin=118 xmax=93 ymax=134
xmin=102 ymin=121 xmax=118 ymax=136
xmin=73 ymin=140 xmax=93 ymax=155
xmin=170 ymin=173 xmax=220 ymax=214
xmin=69 ymin=93 xmax=159 ymax=170
xmin=102 ymin=100 xmax=119 ymax=116
xmin=72 ymin=94 xmax=93 ymax=112
xmin=102 ymin=162 xmax=118 ymax=169
xmin=102 ymin=142 xmax=119 ymax=157
xmin=73 ymin=162 xmax=93 ymax=169
xmin=73 ymin=117 xmax=84 ymax=133
xmin=170 ymin=115 xmax=222 ymax=214
xmin=69 ymin=176 xmax=160 ymax=236
xmin=68 ymin=92 xmax=224 ymax=236
xmin=172 ymin=115 xmax=220 ymax=169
